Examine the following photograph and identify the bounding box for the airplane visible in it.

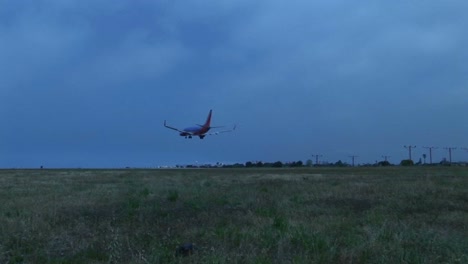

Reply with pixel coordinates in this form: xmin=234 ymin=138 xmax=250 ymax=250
xmin=164 ymin=109 xmax=236 ymax=139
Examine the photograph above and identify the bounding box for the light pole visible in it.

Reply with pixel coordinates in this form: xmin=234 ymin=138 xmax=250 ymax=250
xmin=349 ymin=155 xmax=358 ymax=167
xmin=404 ymin=145 xmax=416 ymax=160
xmin=382 ymin=155 xmax=390 ymax=162
xmin=444 ymin=147 xmax=457 ymax=163
xmin=311 ymin=154 xmax=322 ymax=166
xmin=423 ymin=146 xmax=437 ymax=164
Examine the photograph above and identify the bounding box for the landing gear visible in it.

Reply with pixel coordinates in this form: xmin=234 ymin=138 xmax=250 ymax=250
xmin=199 ymin=135 xmax=205 ymax=139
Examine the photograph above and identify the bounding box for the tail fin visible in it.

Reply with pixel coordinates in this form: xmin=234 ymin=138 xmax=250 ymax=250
xmin=203 ymin=109 xmax=212 ymax=128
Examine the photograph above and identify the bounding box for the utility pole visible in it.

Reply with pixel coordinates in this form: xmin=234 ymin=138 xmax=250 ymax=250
xmin=381 ymin=155 xmax=390 ymax=162
xmin=311 ymin=154 xmax=322 ymax=165
xmin=444 ymin=147 xmax=457 ymax=163
xmin=349 ymin=155 xmax=358 ymax=167
xmin=423 ymin=146 xmax=437 ymax=164
xmin=404 ymin=145 xmax=416 ymax=160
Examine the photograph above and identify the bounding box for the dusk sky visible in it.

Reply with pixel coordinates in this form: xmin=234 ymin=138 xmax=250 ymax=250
xmin=1 ymin=0 xmax=468 ymax=168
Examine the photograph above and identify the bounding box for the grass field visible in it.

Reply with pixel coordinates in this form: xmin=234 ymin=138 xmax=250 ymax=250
xmin=0 ymin=167 xmax=467 ymax=263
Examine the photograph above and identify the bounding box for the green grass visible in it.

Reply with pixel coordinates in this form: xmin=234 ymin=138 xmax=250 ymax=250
xmin=0 ymin=167 xmax=467 ymax=263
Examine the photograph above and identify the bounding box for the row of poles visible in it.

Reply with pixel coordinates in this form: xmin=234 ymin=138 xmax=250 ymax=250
xmin=311 ymin=154 xmax=360 ymax=166
xmin=404 ymin=146 xmax=468 ymax=163
xmin=312 ymin=146 xmax=468 ymax=166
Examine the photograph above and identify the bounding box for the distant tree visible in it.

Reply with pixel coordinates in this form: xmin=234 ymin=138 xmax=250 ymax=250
xmin=245 ymin=161 xmax=254 ymax=167
xmin=233 ymin=163 xmax=245 ymax=168
xmin=272 ymin=161 xmax=283 ymax=168
xmin=334 ymin=160 xmax=345 ymax=167
xmin=256 ymin=161 xmax=264 ymax=167
xmin=295 ymin=160 xmax=303 ymax=167
xmin=400 ymin=159 xmax=414 ymax=166
xmin=305 ymin=159 xmax=313 ymax=167
xmin=422 ymin=154 xmax=427 ymax=164
xmin=378 ymin=160 xmax=391 ymax=166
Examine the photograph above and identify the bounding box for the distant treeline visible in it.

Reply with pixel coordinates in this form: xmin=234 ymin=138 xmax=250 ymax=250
xmin=244 ymin=160 xmax=304 ymax=168
xmin=178 ymin=158 xmax=468 ymax=169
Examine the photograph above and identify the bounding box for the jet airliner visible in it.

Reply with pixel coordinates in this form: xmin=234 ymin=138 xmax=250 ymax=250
xmin=164 ymin=110 xmax=236 ymax=139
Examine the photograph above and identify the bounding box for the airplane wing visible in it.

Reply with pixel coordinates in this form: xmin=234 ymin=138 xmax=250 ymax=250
xmin=164 ymin=120 xmax=192 ymax=134
xmin=197 ymin=124 xmax=224 ymax=128
xmin=207 ymin=125 xmax=236 ymax=135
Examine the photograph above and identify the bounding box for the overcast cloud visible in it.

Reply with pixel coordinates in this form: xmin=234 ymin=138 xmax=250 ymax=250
xmin=1 ymin=0 xmax=468 ymax=168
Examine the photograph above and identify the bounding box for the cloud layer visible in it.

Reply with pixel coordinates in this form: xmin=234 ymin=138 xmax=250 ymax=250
xmin=2 ymin=0 xmax=468 ymax=167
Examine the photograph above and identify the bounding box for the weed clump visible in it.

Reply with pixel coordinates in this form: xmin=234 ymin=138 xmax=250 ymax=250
xmin=167 ymin=189 xmax=179 ymax=202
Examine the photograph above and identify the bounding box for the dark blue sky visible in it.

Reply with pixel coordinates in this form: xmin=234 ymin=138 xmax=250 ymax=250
xmin=1 ymin=0 xmax=468 ymax=168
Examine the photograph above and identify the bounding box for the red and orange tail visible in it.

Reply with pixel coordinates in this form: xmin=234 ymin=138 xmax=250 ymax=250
xmin=203 ymin=109 xmax=212 ymax=128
